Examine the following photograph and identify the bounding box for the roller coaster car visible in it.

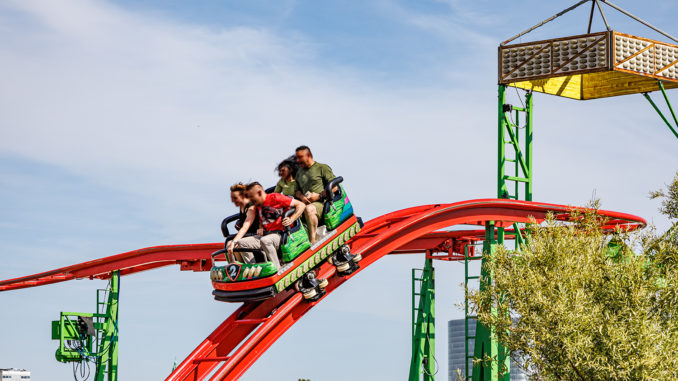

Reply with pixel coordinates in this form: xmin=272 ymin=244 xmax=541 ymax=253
xmin=211 ymin=177 xmax=363 ymax=303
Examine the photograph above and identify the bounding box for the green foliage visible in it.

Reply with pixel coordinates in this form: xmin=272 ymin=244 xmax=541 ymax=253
xmin=468 ymin=206 xmax=678 ymax=380
xmin=650 ymin=170 xmax=678 ymax=220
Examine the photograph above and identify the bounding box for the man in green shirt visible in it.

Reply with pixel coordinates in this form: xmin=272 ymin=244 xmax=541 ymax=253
xmin=294 ymin=145 xmax=336 ymax=244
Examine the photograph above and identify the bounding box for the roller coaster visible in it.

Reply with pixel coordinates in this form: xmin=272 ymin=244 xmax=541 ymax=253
xmin=0 ymin=199 xmax=646 ymax=380
xmin=2 ymin=1 xmax=677 ymax=380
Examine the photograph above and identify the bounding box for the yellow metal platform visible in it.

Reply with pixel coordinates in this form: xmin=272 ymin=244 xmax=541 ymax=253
xmin=499 ymin=31 xmax=678 ymax=99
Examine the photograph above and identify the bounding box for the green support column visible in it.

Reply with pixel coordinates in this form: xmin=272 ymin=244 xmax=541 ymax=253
xmin=643 ymin=81 xmax=678 ymax=140
xmin=409 ymin=257 xmax=435 ymax=381
xmin=497 ymin=85 xmax=507 ymax=199
xmin=524 ymin=91 xmax=533 ymax=202
xmin=497 ymin=85 xmax=533 ymax=201
xmin=471 ymin=224 xmax=510 ymax=381
xmin=463 ymin=242 xmax=483 ymax=380
xmin=470 ymin=84 xmax=533 ymax=380
xmin=96 ymin=271 xmax=119 ymax=381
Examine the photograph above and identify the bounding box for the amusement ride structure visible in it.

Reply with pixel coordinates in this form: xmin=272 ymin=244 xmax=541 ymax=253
xmin=1 ymin=1 xmax=676 ymax=380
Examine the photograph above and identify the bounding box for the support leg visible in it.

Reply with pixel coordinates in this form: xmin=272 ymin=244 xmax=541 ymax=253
xmin=643 ymin=86 xmax=678 ymax=140
xmin=409 ymin=257 xmax=435 ymax=381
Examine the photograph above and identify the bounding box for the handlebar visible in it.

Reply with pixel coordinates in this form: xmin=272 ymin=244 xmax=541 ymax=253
xmin=221 ymin=213 xmax=240 ymax=237
xmin=224 ymin=232 xmax=256 ymax=240
xmin=211 ymin=247 xmax=264 ymax=259
xmin=283 ymin=207 xmax=296 ymax=219
xmin=325 ymin=176 xmax=344 ymax=201
xmin=211 ymin=249 xmax=226 ymax=259
xmin=282 ymin=207 xmax=301 ymax=232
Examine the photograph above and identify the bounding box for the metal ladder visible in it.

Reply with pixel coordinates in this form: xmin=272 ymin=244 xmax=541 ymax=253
xmin=463 ymin=241 xmax=484 ymax=380
xmin=409 ymin=256 xmax=435 ymax=381
xmin=464 ymin=85 xmax=533 ymax=381
xmin=498 ymin=85 xmax=532 ymax=202
xmin=94 ymin=271 xmax=119 ymax=381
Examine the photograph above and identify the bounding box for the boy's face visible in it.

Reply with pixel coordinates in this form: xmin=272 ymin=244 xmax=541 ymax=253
xmin=247 ymin=187 xmax=265 ymax=205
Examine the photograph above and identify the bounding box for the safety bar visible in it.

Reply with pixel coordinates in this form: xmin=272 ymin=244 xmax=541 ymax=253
xmin=282 ymin=207 xmax=299 ymax=232
xmin=221 ymin=213 xmax=240 ymax=237
xmin=325 ymin=176 xmax=344 ymax=201
xmin=283 ymin=207 xmax=296 ymax=219
xmin=211 ymin=248 xmax=264 ymax=259
xmin=224 ymin=232 xmax=257 ymax=246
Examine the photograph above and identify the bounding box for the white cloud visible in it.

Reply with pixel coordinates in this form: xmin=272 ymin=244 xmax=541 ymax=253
xmin=0 ymin=0 xmax=494 ymax=240
xmin=377 ymin=0 xmax=497 ymax=47
xmin=1 ymin=0 xmax=462 ymax=177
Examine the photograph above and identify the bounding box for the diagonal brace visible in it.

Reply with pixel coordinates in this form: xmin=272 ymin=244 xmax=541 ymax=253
xmin=512 ymin=222 xmax=525 ymax=248
xmin=501 ymin=0 xmax=590 ymax=45
xmin=503 ymin=119 xmax=530 ymax=178
xmin=643 ymin=82 xmax=678 ymax=140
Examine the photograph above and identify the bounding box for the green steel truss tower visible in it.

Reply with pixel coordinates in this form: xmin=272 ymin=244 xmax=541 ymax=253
xmin=467 ymin=85 xmax=533 ymax=381
xmin=497 ymin=85 xmax=533 ymax=203
xmin=410 ymin=85 xmax=533 ymax=381
xmin=410 ymin=257 xmax=436 ymax=381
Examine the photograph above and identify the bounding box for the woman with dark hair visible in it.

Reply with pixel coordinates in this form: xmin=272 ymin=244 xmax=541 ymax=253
xmin=227 ymin=183 xmax=260 ymax=263
xmin=273 ymin=156 xmax=297 ymax=196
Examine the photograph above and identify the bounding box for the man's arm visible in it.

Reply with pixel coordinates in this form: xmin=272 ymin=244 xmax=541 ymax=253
xmin=299 ymin=164 xmax=337 ymax=203
xmin=282 ymin=199 xmax=306 ymax=227
xmin=321 ymin=164 xmax=336 ymax=183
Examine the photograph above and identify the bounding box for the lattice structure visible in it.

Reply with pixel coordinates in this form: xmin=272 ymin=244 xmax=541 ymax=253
xmin=615 ymin=33 xmax=678 ymax=80
xmin=500 ymin=32 xmax=609 ymax=82
xmin=409 ymin=258 xmax=435 ymax=381
xmin=500 ymin=31 xmax=678 ymax=99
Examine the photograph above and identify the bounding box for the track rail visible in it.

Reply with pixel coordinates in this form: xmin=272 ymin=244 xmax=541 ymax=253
xmin=0 ymin=199 xmax=646 ymax=380
xmin=166 ymin=199 xmax=645 ymax=380
xmin=0 ymin=243 xmax=222 ymax=291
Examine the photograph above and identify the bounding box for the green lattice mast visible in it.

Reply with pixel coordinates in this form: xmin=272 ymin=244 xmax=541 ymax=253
xmin=468 ymin=85 xmax=532 ymax=380
xmin=409 ymin=257 xmax=436 ymax=381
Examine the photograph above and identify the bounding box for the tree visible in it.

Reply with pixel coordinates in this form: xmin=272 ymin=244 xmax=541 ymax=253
xmin=650 ymin=170 xmax=678 ymax=220
xmin=469 ymin=170 xmax=678 ymax=380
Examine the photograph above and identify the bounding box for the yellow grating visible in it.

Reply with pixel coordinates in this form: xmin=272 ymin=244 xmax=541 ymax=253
xmin=499 ymin=31 xmax=678 ymax=100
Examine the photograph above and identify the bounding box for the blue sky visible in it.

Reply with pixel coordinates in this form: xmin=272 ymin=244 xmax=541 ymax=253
xmin=1 ymin=0 xmax=677 ymax=380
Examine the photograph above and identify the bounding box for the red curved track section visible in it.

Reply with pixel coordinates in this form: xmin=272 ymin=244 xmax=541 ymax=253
xmin=0 ymin=199 xmax=646 ymax=380
xmin=0 ymin=243 xmax=221 ymax=292
xmin=166 ymin=199 xmax=645 ymax=380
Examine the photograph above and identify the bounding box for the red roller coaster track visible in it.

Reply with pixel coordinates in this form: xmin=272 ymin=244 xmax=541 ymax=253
xmin=0 ymin=199 xmax=645 ymax=380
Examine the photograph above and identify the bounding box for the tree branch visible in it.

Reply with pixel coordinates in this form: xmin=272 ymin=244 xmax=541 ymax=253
xmin=567 ymin=356 xmax=587 ymax=381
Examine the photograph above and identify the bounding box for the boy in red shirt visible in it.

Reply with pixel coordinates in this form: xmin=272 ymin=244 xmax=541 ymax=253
xmin=228 ymin=182 xmax=305 ymax=270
